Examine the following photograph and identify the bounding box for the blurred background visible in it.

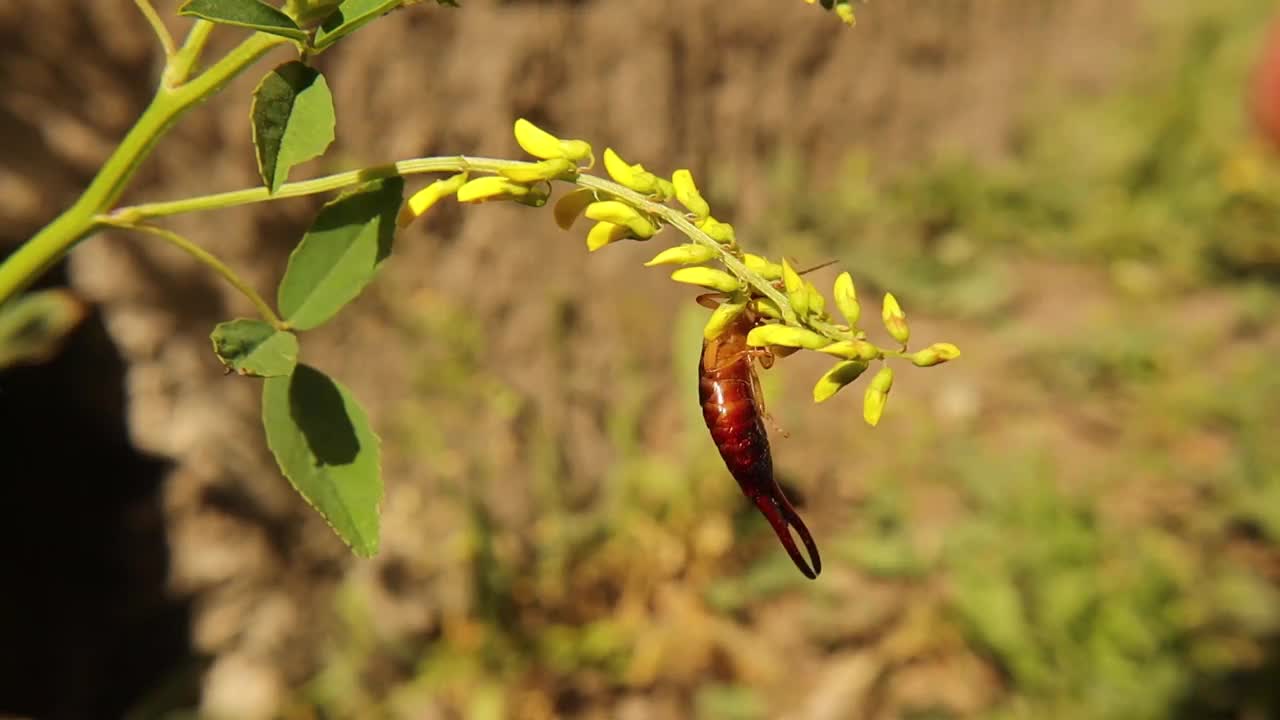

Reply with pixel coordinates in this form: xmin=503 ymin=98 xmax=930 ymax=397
xmin=4 ymin=0 xmax=1280 ymax=718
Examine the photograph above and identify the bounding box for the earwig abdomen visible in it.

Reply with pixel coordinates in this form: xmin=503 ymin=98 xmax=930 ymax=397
xmin=699 ymin=313 xmax=821 ymax=579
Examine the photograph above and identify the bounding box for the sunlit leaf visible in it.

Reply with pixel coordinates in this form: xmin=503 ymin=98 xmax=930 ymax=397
xmin=313 ymin=0 xmax=401 ymax=49
xmin=252 ymin=62 xmax=336 ymax=192
xmin=210 ymin=318 xmax=298 ymax=377
xmin=179 ymin=0 xmax=308 ymax=42
xmin=277 ymin=176 xmax=404 ymax=330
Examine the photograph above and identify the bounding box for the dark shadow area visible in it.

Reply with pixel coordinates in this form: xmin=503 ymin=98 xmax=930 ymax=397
xmin=0 ymin=261 xmax=195 ymax=719
xmin=1173 ymin=622 xmax=1280 ymax=719
xmin=289 ymin=364 xmax=361 ymax=465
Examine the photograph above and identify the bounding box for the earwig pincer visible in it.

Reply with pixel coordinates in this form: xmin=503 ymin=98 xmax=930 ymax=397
xmin=697 ymin=294 xmax=822 ymax=579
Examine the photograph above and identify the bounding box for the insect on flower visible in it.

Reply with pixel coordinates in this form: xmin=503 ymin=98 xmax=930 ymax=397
xmin=697 ymin=291 xmax=822 ymax=579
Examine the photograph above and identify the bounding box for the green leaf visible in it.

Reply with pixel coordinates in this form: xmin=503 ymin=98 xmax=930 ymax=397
xmin=313 ymin=0 xmax=401 ymax=49
xmin=277 ymin=176 xmax=404 ymax=330
xmin=281 ymin=0 xmax=341 ymax=25
xmin=262 ymin=364 xmax=382 ymax=556
xmin=252 ymin=61 xmax=336 ymax=192
xmin=179 ymin=0 xmax=309 ymax=42
xmin=210 ymin=319 xmax=299 ymax=377
xmin=0 ymin=289 xmax=85 ymax=369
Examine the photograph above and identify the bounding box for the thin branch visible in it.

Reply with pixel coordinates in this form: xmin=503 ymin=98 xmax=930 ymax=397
xmin=166 ymin=19 xmax=216 ymax=87
xmin=99 ymin=218 xmax=284 ymax=328
xmin=134 ymin=0 xmax=176 ymax=57
xmin=107 ymin=156 xmax=871 ymax=345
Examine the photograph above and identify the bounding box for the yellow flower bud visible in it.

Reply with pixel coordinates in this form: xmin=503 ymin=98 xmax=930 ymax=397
xmin=743 ymin=253 xmax=783 ymax=280
xmin=511 ymin=182 xmax=550 ymax=208
xmin=585 ymin=221 xmax=630 ymax=252
xmin=603 ymin=148 xmax=662 ymax=195
xmin=553 ymin=188 xmax=596 ymax=230
xmin=654 ymin=178 xmax=676 ymax=201
xmin=812 ymin=360 xmax=869 ymax=403
xmin=670 ymin=267 xmax=741 ymax=293
xmin=782 ymin=259 xmax=809 ymax=318
xmin=751 ymin=297 xmax=783 ymax=319
xmin=498 ymin=158 xmax=576 ymax=183
xmin=558 ymin=139 xmax=594 ymax=165
xmin=745 ymin=324 xmax=831 ymax=350
xmin=644 ymin=243 xmax=717 ymax=267
xmin=512 ymin=119 xmax=592 ymax=165
xmin=703 ymin=300 xmax=748 ymax=340
xmin=863 ymin=366 xmax=894 ymax=426
xmin=397 ymin=172 xmax=468 ymax=228
xmin=456 ymin=176 xmax=531 ymax=204
xmin=909 ymin=342 xmax=961 ymax=367
xmin=881 ymin=292 xmax=910 ymax=346
xmin=817 ymin=339 xmax=880 ymax=361
xmin=805 ymin=279 xmax=826 ymax=317
xmin=833 ymin=271 xmax=860 ymax=327
xmin=602 ymin=148 xmax=633 ymax=183
xmin=671 ymin=169 xmax=711 ymax=219
xmin=584 ymin=200 xmax=657 ymax=239
xmin=697 ymin=217 xmax=736 ymax=245
xmin=513 ymin=118 xmax=565 ymax=160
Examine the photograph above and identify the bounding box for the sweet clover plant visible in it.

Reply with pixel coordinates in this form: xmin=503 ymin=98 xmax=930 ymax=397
xmin=0 ymin=0 xmax=955 ymax=557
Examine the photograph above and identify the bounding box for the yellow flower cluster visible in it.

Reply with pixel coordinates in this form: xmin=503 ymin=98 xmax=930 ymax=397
xmin=396 ymin=118 xmax=959 ymax=426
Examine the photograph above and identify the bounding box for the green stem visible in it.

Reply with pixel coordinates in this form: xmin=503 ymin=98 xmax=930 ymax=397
xmin=111 ymin=155 xmax=867 ymax=345
xmin=166 ymin=20 xmax=216 ymax=87
xmin=109 ymin=147 xmax=891 ymax=362
xmin=0 ymin=30 xmax=287 ymax=307
xmin=573 ymin=175 xmax=805 ymax=326
xmin=134 ymin=0 xmax=176 ymax=58
xmin=113 ymin=157 xmax=526 ymax=221
xmin=109 ymin=158 xmax=792 ymax=313
xmin=101 ymin=219 xmax=283 ymax=327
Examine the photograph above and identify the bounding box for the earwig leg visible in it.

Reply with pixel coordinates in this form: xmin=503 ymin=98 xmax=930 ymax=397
xmin=751 ymin=489 xmax=822 ymax=579
xmin=748 ymin=355 xmax=790 ymax=439
xmin=705 ymin=349 xmax=750 ymax=374
xmin=707 ymin=347 xmax=771 ymax=375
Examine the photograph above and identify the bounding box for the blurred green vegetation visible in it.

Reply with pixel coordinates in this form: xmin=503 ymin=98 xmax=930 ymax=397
xmin=295 ymin=0 xmax=1280 ymax=718
xmin=756 ymin=0 xmax=1280 ymax=317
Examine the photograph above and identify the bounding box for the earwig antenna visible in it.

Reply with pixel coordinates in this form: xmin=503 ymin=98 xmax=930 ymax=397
xmin=790 ymin=258 xmax=839 ymax=276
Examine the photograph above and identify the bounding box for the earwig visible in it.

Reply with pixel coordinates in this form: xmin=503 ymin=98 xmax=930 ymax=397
xmin=697 ymin=294 xmax=822 ymax=579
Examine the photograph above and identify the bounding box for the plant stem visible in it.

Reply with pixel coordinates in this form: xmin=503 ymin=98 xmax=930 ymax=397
xmin=0 ymin=30 xmax=287 ymax=307
xmin=101 ymin=219 xmax=283 ymax=328
xmin=109 ymin=157 xmax=792 ymax=312
xmin=113 ymin=157 xmax=523 ymax=221
xmin=134 ymin=0 xmax=176 ymax=58
xmin=166 ymin=20 xmax=216 ymax=87
xmin=110 ymin=154 xmax=866 ymax=343
xmin=109 ymin=139 xmax=888 ymax=358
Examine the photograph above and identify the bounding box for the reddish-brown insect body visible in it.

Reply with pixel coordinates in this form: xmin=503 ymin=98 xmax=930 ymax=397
xmin=698 ymin=309 xmax=822 ymax=579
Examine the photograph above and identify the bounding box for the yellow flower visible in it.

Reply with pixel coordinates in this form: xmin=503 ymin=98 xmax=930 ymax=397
xmin=456 ymin=176 xmax=532 ymax=203
xmin=513 ymin=118 xmax=593 ymax=165
xmin=397 ymin=172 xmax=467 ymax=227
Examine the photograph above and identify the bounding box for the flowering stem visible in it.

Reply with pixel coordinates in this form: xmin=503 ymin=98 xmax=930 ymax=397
xmin=108 ymin=156 xmax=863 ymax=342
xmin=10 ymin=120 xmax=878 ymax=354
